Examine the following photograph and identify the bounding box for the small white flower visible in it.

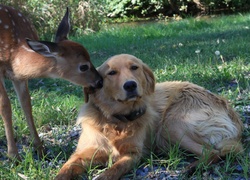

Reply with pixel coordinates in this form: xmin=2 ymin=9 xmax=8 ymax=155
xmin=217 ymin=65 xmax=222 ymax=70
xmin=56 ymin=107 xmax=61 ymax=112
xmin=215 ymin=51 xmax=220 ymax=56
xmin=195 ymin=49 xmax=201 ymax=54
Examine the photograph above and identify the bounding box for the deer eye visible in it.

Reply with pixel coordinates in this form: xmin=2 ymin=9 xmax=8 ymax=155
xmin=79 ymin=64 xmax=89 ymax=72
xmin=131 ymin=65 xmax=138 ymax=70
xmin=108 ymin=70 xmax=117 ymax=76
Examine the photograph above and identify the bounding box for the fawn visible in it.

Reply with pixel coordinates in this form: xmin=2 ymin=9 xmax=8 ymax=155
xmin=0 ymin=5 xmax=102 ymax=160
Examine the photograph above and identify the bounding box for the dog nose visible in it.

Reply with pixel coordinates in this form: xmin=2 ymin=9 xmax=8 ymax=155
xmin=123 ymin=81 xmax=137 ymax=92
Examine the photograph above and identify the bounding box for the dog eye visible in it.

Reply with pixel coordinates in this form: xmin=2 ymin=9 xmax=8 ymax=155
xmin=79 ymin=65 xmax=89 ymax=72
xmin=108 ymin=70 xmax=117 ymax=75
xmin=131 ymin=65 xmax=138 ymax=70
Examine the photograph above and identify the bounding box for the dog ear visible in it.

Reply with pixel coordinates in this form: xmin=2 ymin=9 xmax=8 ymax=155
xmin=83 ymin=87 xmax=89 ymax=103
xmin=143 ymin=63 xmax=155 ymax=95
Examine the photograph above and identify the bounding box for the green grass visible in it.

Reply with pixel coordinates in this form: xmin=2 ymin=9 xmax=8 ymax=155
xmin=0 ymin=13 xmax=250 ymax=179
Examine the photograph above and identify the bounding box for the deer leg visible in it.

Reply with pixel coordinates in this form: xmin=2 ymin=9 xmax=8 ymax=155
xmin=0 ymin=79 xmax=19 ymax=159
xmin=12 ymin=80 xmax=44 ymax=157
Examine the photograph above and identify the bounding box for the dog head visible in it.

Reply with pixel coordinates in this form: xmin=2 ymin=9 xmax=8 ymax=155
xmin=96 ymin=54 xmax=155 ymax=103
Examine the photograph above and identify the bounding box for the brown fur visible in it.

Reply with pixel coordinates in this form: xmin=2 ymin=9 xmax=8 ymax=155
xmin=0 ymin=5 xmax=102 ymax=160
xmin=55 ymin=54 xmax=243 ymax=180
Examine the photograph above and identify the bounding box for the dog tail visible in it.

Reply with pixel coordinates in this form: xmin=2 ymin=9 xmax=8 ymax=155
xmin=216 ymin=103 xmax=244 ymax=156
xmin=216 ymin=139 xmax=244 ymax=156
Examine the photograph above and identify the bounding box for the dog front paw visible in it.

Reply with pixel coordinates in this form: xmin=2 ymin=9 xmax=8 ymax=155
xmin=54 ymin=174 xmax=71 ymax=180
xmin=93 ymin=174 xmax=113 ymax=180
xmin=92 ymin=171 xmax=120 ymax=180
xmin=54 ymin=167 xmax=74 ymax=180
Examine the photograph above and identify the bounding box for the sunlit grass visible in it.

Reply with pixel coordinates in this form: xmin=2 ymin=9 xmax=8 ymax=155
xmin=0 ymin=13 xmax=249 ymax=179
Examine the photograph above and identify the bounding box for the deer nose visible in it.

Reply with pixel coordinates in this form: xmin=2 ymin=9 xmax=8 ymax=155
xmin=96 ymin=78 xmax=103 ymax=89
xmin=123 ymin=81 xmax=137 ymax=92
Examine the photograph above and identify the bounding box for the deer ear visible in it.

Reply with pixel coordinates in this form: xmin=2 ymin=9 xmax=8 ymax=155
xmin=26 ymin=39 xmax=58 ymax=58
xmin=55 ymin=7 xmax=70 ymax=43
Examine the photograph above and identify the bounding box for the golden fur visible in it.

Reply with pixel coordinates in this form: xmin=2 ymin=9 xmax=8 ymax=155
xmin=55 ymin=54 xmax=243 ymax=180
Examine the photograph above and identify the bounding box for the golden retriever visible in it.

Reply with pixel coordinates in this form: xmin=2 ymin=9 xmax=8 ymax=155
xmin=55 ymin=54 xmax=243 ymax=180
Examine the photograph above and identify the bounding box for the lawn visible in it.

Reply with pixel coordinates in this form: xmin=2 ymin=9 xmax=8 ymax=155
xmin=0 ymin=13 xmax=249 ymax=179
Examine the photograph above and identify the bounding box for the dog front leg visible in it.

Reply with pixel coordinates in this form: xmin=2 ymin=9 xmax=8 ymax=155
xmin=95 ymin=153 xmax=140 ymax=180
xmin=55 ymin=147 xmax=108 ymax=180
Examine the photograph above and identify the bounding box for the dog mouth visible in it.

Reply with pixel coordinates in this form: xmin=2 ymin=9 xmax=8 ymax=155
xmin=118 ymin=92 xmax=141 ymax=102
xmin=126 ymin=94 xmax=139 ymax=101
